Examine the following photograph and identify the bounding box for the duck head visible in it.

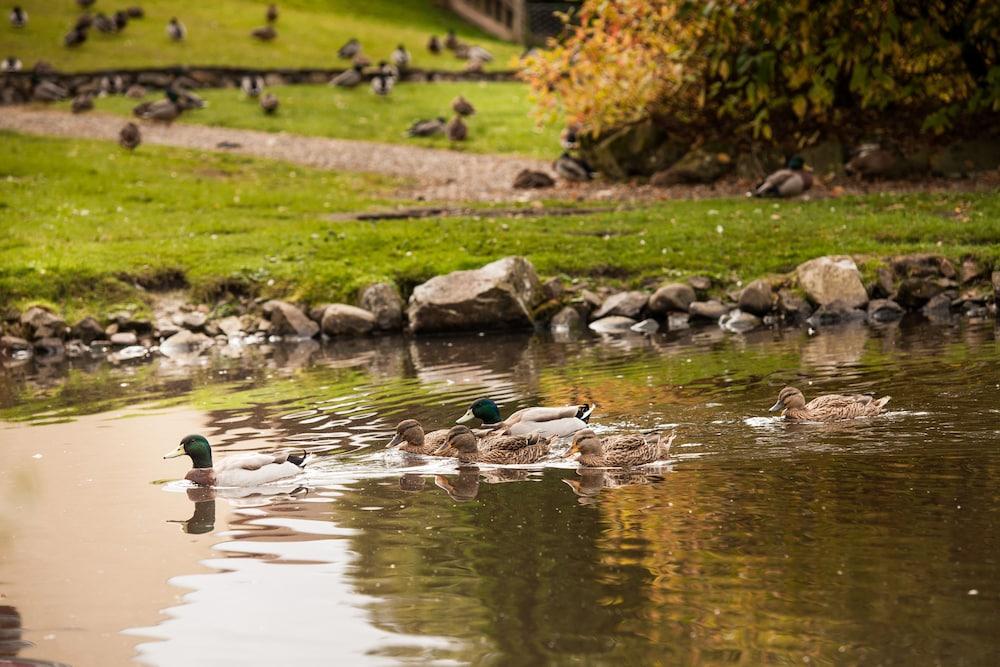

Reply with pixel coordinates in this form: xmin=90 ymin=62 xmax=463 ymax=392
xmin=770 ymin=386 xmax=806 ymax=412
xmin=388 ymin=419 xmax=423 ymax=447
xmin=441 ymin=425 xmax=478 ymax=455
xmin=564 ymin=429 xmax=602 ymax=458
xmin=164 ymin=434 xmax=213 ymax=468
xmin=457 ymin=398 xmax=502 ymax=425
xmin=787 ymin=155 xmax=806 ymax=171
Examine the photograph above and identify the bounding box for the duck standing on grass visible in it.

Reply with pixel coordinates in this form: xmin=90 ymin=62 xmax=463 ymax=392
xmin=451 ymin=95 xmax=475 ymax=116
xmin=266 ymin=3 xmax=278 ymax=23
xmin=390 ymin=44 xmax=410 ymax=72
xmin=457 ymin=398 xmax=595 ymax=438
xmin=64 ymin=25 xmax=88 ymax=47
xmin=119 ymin=122 xmax=141 ymax=150
xmin=94 ymin=12 xmax=116 ymax=33
xmin=166 ymin=17 xmax=185 ymax=41
xmin=407 ymin=116 xmax=446 ymax=137
xmin=9 ymin=6 xmax=27 ymax=28
xmin=240 ymin=74 xmax=264 ymax=98
xmin=554 ymin=152 xmax=594 ymax=182
xmin=251 ymin=24 xmax=276 ymax=41
xmin=1 ymin=56 xmax=22 ymax=72
xmin=337 ymin=38 xmax=360 ymax=59
xmin=564 ymin=429 xmax=674 ymax=468
xmin=445 ymin=115 xmax=467 ymax=141
xmin=329 ymin=63 xmax=363 ymax=88
xmin=769 ymin=386 xmax=890 ymax=421
xmin=164 ymin=434 xmax=308 ymax=487
xmin=260 ymin=92 xmax=279 ymax=114
xmin=427 ymin=35 xmax=441 ymax=54
xmin=444 ymin=29 xmax=460 ymax=51
xmin=371 ymin=70 xmax=393 ymax=96
xmin=751 ymin=155 xmax=812 ymax=198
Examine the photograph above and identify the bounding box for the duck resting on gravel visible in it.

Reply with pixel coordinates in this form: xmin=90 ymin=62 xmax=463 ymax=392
xmin=437 ymin=425 xmax=551 ymax=465
xmin=564 ymin=428 xmax=674 ymax=468
xmin=553 ymin=152 xmax=594 ymax=182
xmin=457 ymin=398 xmax=595 ymax=438
xmin=769 ymin=386 xmax=890 ymax=421
xmin=119 ymin=122 xmax=141 ymax=150
xmin=164 ymin=434 xmax=308 ymax=487
xmin=330 ymin=64 xmax=364 ymax=88
xmin=407 ymin=117 xmax=446 ymax=137
xmin=750 ymin=155 xmax=812 ymax=198
xmin=166 ymin=17 xmax=185 ymax=41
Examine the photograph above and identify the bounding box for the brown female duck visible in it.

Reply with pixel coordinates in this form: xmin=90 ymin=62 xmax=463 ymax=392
xmin=387 ymin=419 xmax=451 ymax=455
xmin=769 ymin=386 xmax=890 ymax=421
xmin=433 ymin=425 xmax=547 ymax=458
xmin=438 ymin=425 xmax=550 ymax=465
xmin=564 ymin=428 xmax=674 ymax=468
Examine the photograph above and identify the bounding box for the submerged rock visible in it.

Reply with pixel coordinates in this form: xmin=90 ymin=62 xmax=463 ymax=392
xmin=110 ymin=332 xmax=138 ymax=346
xmin=921 ymin=293 xmax=953 ymax=320
xmin=407 ymin=256 xmax=542 ymax=334
xmin=550 ymin=306 xmax=584 ymax=334
xmin=160 ymin=330 xmax=213 ymax=357
xmin=807 ymin=301 xmax=868 ymax=327
xmin=796 ymin=256 xmax=868 ymax=309
xmin=867 ymin=299 xmax=904 ymax=323
xmin=321 ymin=304 xmax=376 ymax=336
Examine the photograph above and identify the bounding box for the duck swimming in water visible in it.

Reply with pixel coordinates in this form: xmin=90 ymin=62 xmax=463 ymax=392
xmin=564 ymin=428 xmax=674 ymax=468
xmin=164 ymin=434 xmax=308 ymax=487
xmin=439 ymin=425 xmax=550 ymax=465
xmin=457 ymin=398 xmax=594 ymax=438
xmin=769 ymin=386 xmax=890 ymax=421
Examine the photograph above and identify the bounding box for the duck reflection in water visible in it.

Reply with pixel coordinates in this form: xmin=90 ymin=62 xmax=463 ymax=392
xmin=0 ymin=605 xmax=69 ymax=667
xmin=430 ymin=466 xmax=535 ymax=502
xmin=562 ymin=468 xmax=666 ymax=505
xmin=169 ymin=487 xmax=218 ymax=534
xmin=169 ymin=485 xmax=309 ymax=534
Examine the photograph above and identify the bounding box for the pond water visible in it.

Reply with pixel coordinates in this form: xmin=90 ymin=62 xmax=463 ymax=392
xmin=1 ymin=320 xmax=998 ymax=666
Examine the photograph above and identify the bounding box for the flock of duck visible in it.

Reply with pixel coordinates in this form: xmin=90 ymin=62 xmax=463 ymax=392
xmin=163 ymin=387 xmax=891 ymax=488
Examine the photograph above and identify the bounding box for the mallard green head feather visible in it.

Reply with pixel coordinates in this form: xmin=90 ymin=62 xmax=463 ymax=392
xmin=164 ymin=434 xmax=213 ymax=468
xmin=457 ymin=398 xmax=502 ymax=425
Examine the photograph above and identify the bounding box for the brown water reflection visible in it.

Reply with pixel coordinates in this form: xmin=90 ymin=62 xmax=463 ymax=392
xmin=1 ymin=321 xmax=999 ymax=665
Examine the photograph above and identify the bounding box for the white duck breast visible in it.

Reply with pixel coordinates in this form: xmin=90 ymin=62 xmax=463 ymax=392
xmin=212 ymin=452 xmax=305 ymax=487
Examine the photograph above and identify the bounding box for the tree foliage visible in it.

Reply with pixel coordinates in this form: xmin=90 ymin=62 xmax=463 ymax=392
xmin=522 ymin=0 xmax=1000 ymax=140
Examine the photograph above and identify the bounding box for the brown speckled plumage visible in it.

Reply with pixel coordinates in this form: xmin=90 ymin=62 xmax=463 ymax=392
xmin=387 ymin=419 xmax=450 ymax=455
xmin=441 ymin=426 xmax=551 ymax=465
xmin=566 ymin=429 xmax=673 ymax=468
xmin=770 ymin=386 xmax=890 ymax=421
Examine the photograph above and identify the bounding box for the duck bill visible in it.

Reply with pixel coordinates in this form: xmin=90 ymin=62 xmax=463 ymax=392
xmin=563 ymin=443 xmax=580 ymax=459
xmin=456 ymin=409 xmax=476 ymax=425
xmin=768 ymin=400 xmax=783 ymax=413
xmin=163 ymin=444 xmax=185 ymax=459
xmin=387 ymin=433 xmax=404 ymax=447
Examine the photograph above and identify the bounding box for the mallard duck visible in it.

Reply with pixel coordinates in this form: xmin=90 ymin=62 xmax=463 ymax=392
xmin=564 ymin=428 xmax=674 ymax=467
xmin=751 ymin=156 xmax=813 ymax=198
xmin=164 ymin=434 xmax=308 ymax=487
xmin=125 ymin=83 xmax=146 ymax=98
xmin=113 ymin=10 xmax=129 ymax=31
xmin=134 ymin=90 xmax=181 ymax=122
xmin=32 ymin=78 xmax=68 ymax=102
xmin=387 ymin=418 xmax=452 ymax=455
xmin=240 ymin=75 xmax=264 ymax=98
xmin=77 ymin=0 xmax=95 ymax=7
xmin=845 ymin=144 xmax=896 ymax=179
xmin=457 ymin=398 xmax=595 ymax=438
xmin=329 ymin=64 xmax=364 ymax=88
xmin=433 ymin=427 xmax=548 ymax=458
xmin=769 ymin=386 xmax=890 ymax=421
xmin=125 ymin=6 xmax=144 ymax=19
xmin=265 ymin=3 xmax=278 ymax=23
xmin=64 ymin=26 xmax=88 ymax=47
xmin=119 ymin=122 xmax=141 ymax=150
xmin=553 ymin=152 xmax=594 ymax=182
xmin=407 ymin=117 xmax=446 ymax=137
xmin=337 ymin=38 xmax=360 ymax=60
xmin=1 ymin=56 xmax=22 ymax=73
xmin=440 ymin=426 xmax=550 ymax=465
xmin=99 ymin=74 xmax=125 ymax=95
xmin=371 ymin=72 xmax=393 ymax=96
xmin=9 ymin=6 xmax=27 ymax=28
xmin=71 ymin=93 xmax=94 ymax=114
xmin=512 ymin=169 xmax=555 ymax=189
xmin=174 ymin=88 xmax=205 ymax=110
xmin=260 ymin=92 xmax=279 ymax=114
xmin=251 ymin=25 xmax=276 ymax=41
xmin=166 ymin=17 xmax=185 ymax=41
xmin=444 ymin=29 xmax=460 ymax=51
xmin=74 ymin=14 xmax=92 ymax=30
xmin=390 ymin=44 xmax=410 ymax=71
xmin=379 ymin=60 xmax=399 ymax=80
xmin=467 ymin=45 xmax=493 ymax=62
xmin=560 ymin=124 xmax=580 ymax=150
xmin=445 ymin=115 xmax=467 ymax=141
xmin=94 ymin=12 xmax=116 ymax=33
xmin=427 ymin=35 xmax=441 ymax=54
xmin=451 ymin=95 xmax=475 ymax=116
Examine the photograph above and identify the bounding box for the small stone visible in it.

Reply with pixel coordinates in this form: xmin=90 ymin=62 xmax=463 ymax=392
xmin=960 ymin=258 xmax=983 ymax=284
xmin=359 ymin=283 xmax=403 ymax=331
xmin=64 ymin=339 xmax=89 ymax=357
xmin=738 ymin=279 xmax=773 ymax=316
xmin=180 ymin=312 xmax=207 ymax=331
xmin=719 ymin=309 xmax=761 ymax=333
xmin=33 ymin=337 xmax=65 ymax=356
xmin=778 ymin=290 xmax=813 ymax=322
xmin=648 ymin=283 xmax=696 ymax=314
xmin=542 ymin=277 xmax=564 ymax=301
xmin=592 ymin=291 xmax=648 ymax=320
xmin=630 ymin=318 xmax=660 ymax=334
xmin=867 ymin=299 xmax=904 ymax=323
xmin=991 ymin=271 xmax=1000 ymax=299
xmin=588 ymin=316 xmax=638 ymax=334
xmin=267 ymin=300 xmax=320 ymax=338
xmin=796 ymin=256 xmax=868 ymax=309
xmin=921 ymin=293 xmax=952 ymax=320
xmin=110 ymin=332 xmax=138 ymax=346
xmin=160 ymin=330 xmax=213 ymax=357
xmin=550 ymin=306 xmax=584 ymax=334
xmin=321 ymin=304 xmax=376 ymax=336
xmin=215 ymin=316 xmax=244 ymax=337
xmin=110 ymin=345 xmax=149 ymax=362
xmin=689 ymin=300 xmax=731 ymax=322
xmin=687 ymin=276 xmax=712 ymax=293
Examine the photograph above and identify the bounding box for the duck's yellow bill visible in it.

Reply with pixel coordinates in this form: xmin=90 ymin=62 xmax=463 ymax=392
xmin=456 ymin=410 xmax=475 ymax=424
xmin=563 ymin=444 xmax=580 ymax=458
xmin=163 ymin=445 xmax=186 ymax=459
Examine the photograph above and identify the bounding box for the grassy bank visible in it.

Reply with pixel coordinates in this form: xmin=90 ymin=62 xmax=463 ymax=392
xmin=70 ymin=81 xmax=559 ymax=159
xmin=0 ymin=0 xmax=520 ymax=72
xmin=2 ymin=132 xmax=999 ymax=321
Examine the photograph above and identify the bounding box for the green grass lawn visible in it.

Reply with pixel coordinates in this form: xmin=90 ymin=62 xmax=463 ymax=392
xmin=0 ymin=0 xmax=522 ymax=72
xmin=79 ymin=81 xmax=560 ymax=158
xmin=3 ymin=132 xmax=998 ymax=321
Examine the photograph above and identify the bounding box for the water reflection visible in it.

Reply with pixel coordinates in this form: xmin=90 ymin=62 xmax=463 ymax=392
xmin=2 ymin=321 xmax=999 ymax=665
xmin=0 ymin=606 xmax=70 ymax=667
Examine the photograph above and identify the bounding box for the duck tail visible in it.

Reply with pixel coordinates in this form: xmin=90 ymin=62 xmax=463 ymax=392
xmin=287 ymin=450 xmax=309 ymax=468
xmin=577 ymin=404 xmax=596 ymax=422
xmin=874 ymin=396 xmax=891 ymax=409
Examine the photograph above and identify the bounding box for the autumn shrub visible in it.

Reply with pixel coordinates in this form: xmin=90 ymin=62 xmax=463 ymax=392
xmin=522 ymin=0 xmax=1000 ymax=142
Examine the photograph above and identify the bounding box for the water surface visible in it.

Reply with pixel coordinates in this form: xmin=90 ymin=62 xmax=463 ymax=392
xmin=2 ymin=321 xmax=998 ymax=666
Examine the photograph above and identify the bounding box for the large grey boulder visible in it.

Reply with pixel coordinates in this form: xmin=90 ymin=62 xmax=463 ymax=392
xmin=267 ymin=300 xmax=319 ymax=338
xmin=20 ymin=306 xmax=65 ymax=338
xmin=321 ymin=304 xmax=376 ymax=336
xmin=592 ymin=291 xmax=648 ymax=320
xmin=796 ymin=256 xmax=868 ymax=309
xmin=407 ymin=257 xmax=543 ymax=334
xmin=738 ymin=279 xmax=774 ymax=316
xmin=359 ymin=283 xmax=403 ymax=331
xmin=648 ymin=283 xmax=696 ymax=314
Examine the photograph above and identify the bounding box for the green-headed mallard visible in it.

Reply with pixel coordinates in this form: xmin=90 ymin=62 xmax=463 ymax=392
xmin=387 ymin=418 xmax=451 ymax=455
xmin=166 ymin=17 xmax=185 ymax=41
xmin=371 ymin=71 xmax=393 ymax=96
xmin=407 ymin=116 xmax=446 ymax=137
xmin=337 ymin=38 xmax=360 ymax=60
xmin=260 ymin=92 xmax=279 ymax=114
xmin=164 ymin=434 xmax=308 ymax=487
xmin=769 ymin=386 xmax=890 ymax=421
xmin=119 ymin=121 xmax=141 ymax=150
xmin=440 ymin=425 xmax=550 ymax=465
xmin=564 ymin=428 xmax=674 ymax=468
xmin=554 ymin=152 xmax=594 ymax=182
xmin=457 ymin=398 xmax=594 ymax=438
xmin=451 ymin=95 xmax=475 ymax=116
xmin=251 ymin=25 xmax=276 ymax=41
xmin=9 ymin=6 xmax=27 ymax=28
xmin=391 ymin=44 xmax=410 ymax=71
xmin=751 ymin=156 xmax=813 ymax=198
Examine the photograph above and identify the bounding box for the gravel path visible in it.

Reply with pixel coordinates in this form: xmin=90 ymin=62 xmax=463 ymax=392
xmin=0 ymin=106 xmax=553 ymax=201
